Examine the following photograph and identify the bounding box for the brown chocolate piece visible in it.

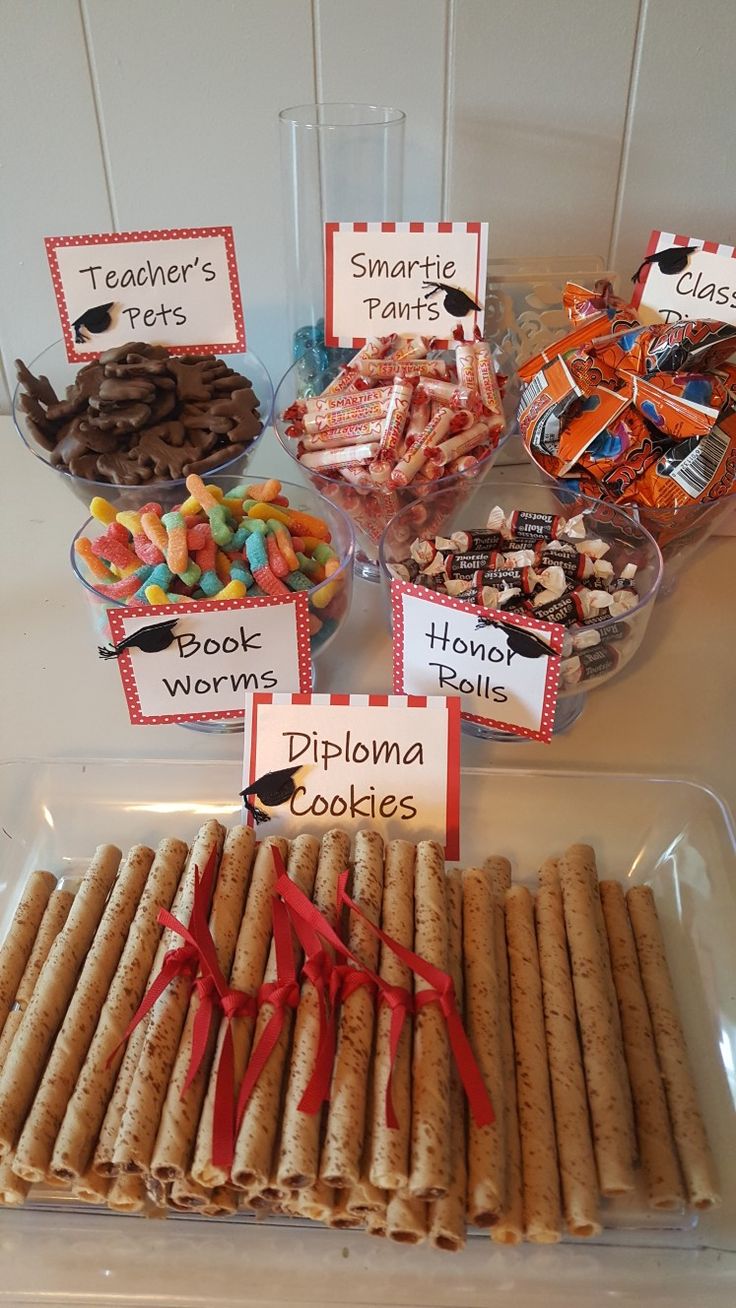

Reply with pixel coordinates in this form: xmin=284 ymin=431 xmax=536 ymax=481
xmin=135 ymin=427 xmax=202 ymax=479
xmin=15 ymin=341 xmax=262 ymax=485
xmin=84 ymin=402 xmax=151 ymax=432
xmin=97 ymin=378 xmax=158 ymax=405
xmin=14 ymin=359 xmax=58 ymax=408
xmin=184 ymin=442 xmax=247 ymax=474
xmin=211 ymin=388 xmax=262 ymax=442
xmin=96 ymin=450 xmax=150 ymax=485
xmin=46 ymin=364 xmax=105 ymax=422
xmin=167 ymin=359 xmax=216 ymax=402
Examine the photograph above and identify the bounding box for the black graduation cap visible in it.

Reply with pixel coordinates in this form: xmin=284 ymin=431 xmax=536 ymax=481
xmin=422 ymin=281 xmax=482 ymax=318
xmin=98 ymin=618 xmax=179 ymax=660
xmin=475 ymin=615 xmax=554 ymax=658
xmin=631 ymin=246 xmax=698 ymax=284
xmin=240 ymin=767 xmax=302 ymax=825
xmin=72 ymin=302 xmax=115 ymax=343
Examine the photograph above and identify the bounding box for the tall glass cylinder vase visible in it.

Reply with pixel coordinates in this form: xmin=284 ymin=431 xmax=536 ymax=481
xmin=279 ymin=103 xmax=405 ymax=395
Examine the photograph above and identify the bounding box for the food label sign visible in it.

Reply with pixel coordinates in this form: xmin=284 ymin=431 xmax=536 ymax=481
xmin=632 ymin=230 xmax=736 ymax=328
xmin=241 ymin=692 xmax=461 ymax=857
xmin=325 ymin=221 xmax=488 ymax=348
xmin=106 ymin=595 xmax=311 ymax=726
xmin=45 ymin=226 xmax=246 ymax=362
xmin=391 ymin=581 xmax=564 ymax=743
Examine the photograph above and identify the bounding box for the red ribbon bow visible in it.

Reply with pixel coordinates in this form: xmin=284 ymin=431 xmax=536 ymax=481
xmin=273 ymin=864 xmax=415 ymax=1127
xmin=337 ymin=873 xmax=494 ymax=1128
xmin=234 ymin=893 xmax=300 ymax=1130
xmin=107 ymin=843 xmax=258 ymax=1170
xmin=107 ymin=844 xmax=221 ymax=1066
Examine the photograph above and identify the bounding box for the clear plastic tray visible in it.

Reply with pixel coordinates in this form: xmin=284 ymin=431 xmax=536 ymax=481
xmin=0 ymin=759 xmax=734 ymax=1305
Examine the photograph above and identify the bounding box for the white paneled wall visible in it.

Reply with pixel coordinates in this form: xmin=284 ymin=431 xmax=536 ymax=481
xmin=1 ymin=0 xmax=735 ymax=414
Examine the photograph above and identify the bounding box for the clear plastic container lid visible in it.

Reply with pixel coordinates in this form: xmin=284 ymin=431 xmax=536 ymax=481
xmin=0 ymin=759 xmax=734 ymax=1304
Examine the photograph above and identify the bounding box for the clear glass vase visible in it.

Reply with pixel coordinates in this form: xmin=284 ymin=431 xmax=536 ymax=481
xmin=279 ymin=103 xmax=405 ymax=395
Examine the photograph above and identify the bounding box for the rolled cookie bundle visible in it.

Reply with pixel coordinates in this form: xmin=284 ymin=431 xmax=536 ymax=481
xmin=0 ymin=825 xmax=718 ymax=1252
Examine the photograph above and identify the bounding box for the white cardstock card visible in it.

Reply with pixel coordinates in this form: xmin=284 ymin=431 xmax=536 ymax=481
xmin=391 ymin=581 xmax=564 ymax=743
xmin=106 ymin=595 xmax=311 ymax=726
xmin=45 ymin=226 xmax=246 ymax=362
xmin=325 ymin=221 xmax=488 ymax=347
xmin=632 ymin=230 xmax=736 ymax=327
xmin=241 ymin=692 xmax=461 ymax=858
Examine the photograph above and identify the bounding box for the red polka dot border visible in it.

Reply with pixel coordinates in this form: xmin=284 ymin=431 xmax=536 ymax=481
xmin=389 ymin=579 xmax=563 ymax=743
xmin=45 ymin=226 xmax=246 ymax=363
xmin=107 ymin=593 xmax=311 ymax=726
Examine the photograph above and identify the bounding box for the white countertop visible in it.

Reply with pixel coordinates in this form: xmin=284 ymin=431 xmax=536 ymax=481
xmin=1 ymin=415 xmax=734 ymax=1305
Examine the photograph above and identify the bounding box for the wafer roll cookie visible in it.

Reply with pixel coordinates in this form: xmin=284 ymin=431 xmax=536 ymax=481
xmin=203 ymin=1185 xmax=239 ymax=1217
xmin=462 ymin=866 xmax=505 ymax=1227
xmin=277 ymin=829 xmax=351 ymax=1189
xmin=600 ymin=881 xmax=685 ymax=1210
xmin=369 ymin=840 xmax=415 ymax=1191
xmin=321 ymin=829 xmax=385 ymax=1187
xmin=13 ymin=844 xmax=155 ymax=1183
xmin=0 ymin=1156 xmax=29 ymax=1206
xmin=72 ymin=1165 xmax=110 ymax=1204
xmin=484 ymin=856 xmax=523 ymax=1245
xmin=505 ymin=885 xmax=561 ymax=1243
xmin=0 ymin=870 xmax=57 ymax=1039
xmin=191 ymin=835 xmax=288 ymax=1188
xmin=536 ymin=860 xmax=600 ymax=1237
xmin=151 ymin=826 xmax=256 ymax=1183
xmin=112 ymin=821 xmax=225 ymax=1175
xmin=107 ymin=1172 xmax=146 ymax=1212
xmin=293 ymin=1179 xmax=335 ymax=1222
xmin=52 ymin=838 xmax=188 ymax=1184
xmin=559 ymin=844 xmax=635 ymax=1195
xmin=344 ymin=1173 xmax=385 ymax=1216
xmin=92 ymin=840 xmax=191 ymax=1177
xmin=228 ymin=835 xmax=319 ymax=1191
xmin=346 ymin=1052 xmax=386 ymax=1217
xmin=329 ymin=1188 xmax=365 ymax=1228
xmin=429 ymin=869 xmax=466 ymax=1253
xmin=580 ymin=848 xmax=636 ymax=1156
xmin=170 ymin=1173 xmax=209 ymax=1209
xmin=409 ymin=841 xmax=451 ymax=1200
xmin=366 ymin=1211 xmax=387 ymax=1237
xmin=386 ymin=1192 xmax=428 ymax=1244
xmin=0 ymin=844 xmax=121 ymax=1161
xmin=626 ymin=885 xmax=719 ymax=1210
xmin=0 ymin=890 xmax=73 ymax=1069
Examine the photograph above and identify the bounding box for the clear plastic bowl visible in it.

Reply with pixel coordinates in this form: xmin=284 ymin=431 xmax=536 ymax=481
xmin=12 ymin=339 xmax=274 ymax=512
xmin=272 ymin=357 xmax=509 ymax=582
xmin=617 ymin=497 xmax=735 ymax=592
xmin=379 ymin=477 xmax=663 ymax=737
xmin=69 ymin=475 xmax=354 ymax=731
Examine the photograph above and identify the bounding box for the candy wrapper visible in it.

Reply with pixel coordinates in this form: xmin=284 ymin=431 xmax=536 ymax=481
xmin=519 ymin=282 xmax=736 ymax=510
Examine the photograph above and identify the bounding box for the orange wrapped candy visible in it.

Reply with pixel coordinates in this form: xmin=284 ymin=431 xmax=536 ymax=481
xmin=520 ymin=282 xmax=736 ymax=510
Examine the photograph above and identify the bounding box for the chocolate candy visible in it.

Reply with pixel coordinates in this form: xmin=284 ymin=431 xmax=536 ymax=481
xmin=16 ymin=343 xmax=263 ymax=485
xmin=561 ymin=645 xmax=619 ymax=686
xmin=445 ymin=550 xmax=504 ymax=578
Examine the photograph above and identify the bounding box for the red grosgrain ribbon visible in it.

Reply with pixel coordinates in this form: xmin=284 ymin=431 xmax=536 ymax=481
xmin=378 ymin=981 xmax=414 ymax=1130
xmin=235 ymin=893 xmax=300 ymax=1130
xmin=274 ymin=865 xmax=342 ymax=1115
xmin=174 ymin=862 xmax=257 ymax=1168
xmin=274 ymin=865 xmax=413 ymax=1126
xmin=337 ymin=875 xmax=494 ymax=1128
xmin=210 ymin=984 xmax=257 ymax=1170
xmin=106 ymin=845 xmax=221 ymax=1066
